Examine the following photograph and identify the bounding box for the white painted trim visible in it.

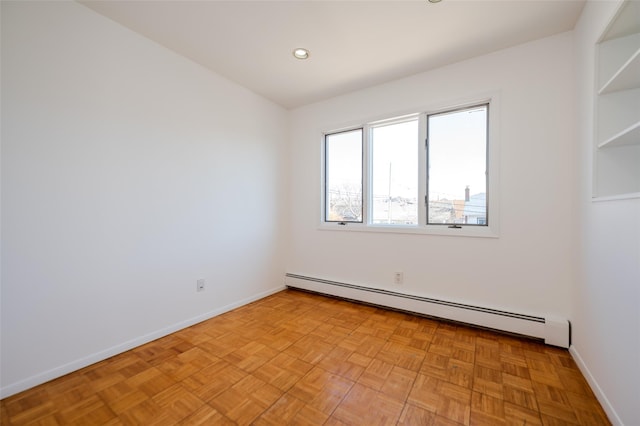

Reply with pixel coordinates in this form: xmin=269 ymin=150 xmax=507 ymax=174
xmin=569 ymin=345 xmax=622 ymax=426
xmin=318 ymin=222 xmax=499 ymax=238
xmin=0 ymin=285 xmax=286 ymax=399
xmin=592 ymin=192 xmax=640 ymax=202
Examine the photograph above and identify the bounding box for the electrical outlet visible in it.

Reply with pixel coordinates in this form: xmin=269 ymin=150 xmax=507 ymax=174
xmin=196 ymin=279 xmax=205 ymax=292
xmin=394 ymin=272 xmax=403 ymax=285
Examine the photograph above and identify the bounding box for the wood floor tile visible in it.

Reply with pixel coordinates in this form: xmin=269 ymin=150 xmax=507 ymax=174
xmin=557 ymin=368 xmax=594 ymax=396
xmin=572 ymin=406 xmax=611 ymax=426
xmin=502 ymin=371 xmax=534 ymax=392
xmin=252 ymin=352 xmax=313 ymax=392
xmin=282 ymin=335 xmax=334 ymax=365
xmin=451 ymin=347 xmax=475 ymax=364
xmin=312 ymin=323 xmax=354 ymax=346
xmin=397 ymin=403 xmax=436 ymax=425
xmin=566 ymin=390 xmax=609 ymax=421
xmin=470 ymin=411 xmax=506 ymax=426
xmin=288 ymin=367 xmax=354 ymax=415
xmin=538 ymin=399 xmax=581 ymax=424
xmin=257 ymin=327 xmax=304 ymax=352
xmin=154 ymin=358 xmax=202 ymax=383
xmin=223 ymin=341 xmax=280 ymax=373
xmin=471 ymin=390 xmax=504 ymax=421
xmin=379 ymin=366 xmax=417 ymax=402
xmin=1 ymin=289 xmax=610 ymax=426
xmin=46 ymin=375 xmax=96 ymax=409
xmin=407 ymin=373 xmax=440 ymax=412
xmin=436 ymin=381 xmax=472 ymax=424
xmin=177 ymin=404 xmax=234 ymax=425
xmin=54 ymin=395 xmax=116 ymax=425
xmin=197 ymin=332 xmax=251 ymax=358
xmin=291 ymin=403 xmax=330 ymax=425
xmin=252 ymin=393 xmax=306 ymax=426
xmin=83 ymin=368 xmax=127 ymax=394
xmin=208 ymin=374 xmax=282 ymax=423
xmin=124 ymin=367 xmax=177 ymax=399
xmin=436 ymin=396 xmax=471 ymax=425
xmin=317 ymin=346 xmax=367 ymax=382
xmin=151 ymin=383 xmax=205 ymax=421
xmin=1 ymin=401 xmax=11 ymax=425
xmin=472 ymin=365 xmax=503 ymax=400
xmin=358 ymin=358 xmax=395 ymax=391
xmin=98 ymin=382 xmax=149 ymax=415
xmin=324 ymin=417 xmax=350 ymax=426
xmin=181 ymin=359 xmax=247 ymax=402
xmin=332 ymin=383 xmax=404 ymax=425
xmin=377 ymin=341 xmax=426 ymax=372
xmin=340 ymin=333 xmax=387 ymax=358
xmin=445 ymin=359 xmax=474 ymax=389
xmin=503 ymin=384 xmax=539 ymax=411
xmin=540 ymin=412 xmax=581 ymax=426
xmin=5 ymin=387 xmax=58 ymax=425
xmin=348 ymin=351 xmax=373 ymax=368
xmin=110 ymin=398 xmax=164 ymax=425
xmin=432 ymin=414 xmax=469 ymax=426
xmin=504 ymin=401 xmax=543 ymax=425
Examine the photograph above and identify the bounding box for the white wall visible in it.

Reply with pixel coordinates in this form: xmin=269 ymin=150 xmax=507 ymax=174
xmin=1 ymin=1 xmax=288 ymax=397
xmin=288 ymin=33 xmax=576 ymax=321
xmin=572 ymin=2 xmax=640 ymax=425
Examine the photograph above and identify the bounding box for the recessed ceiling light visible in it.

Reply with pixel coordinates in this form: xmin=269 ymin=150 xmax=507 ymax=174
xmin=428 ymin=0 xmax=442 ymax=3
xmin=293 ymin=48 xmax=310 ymax=60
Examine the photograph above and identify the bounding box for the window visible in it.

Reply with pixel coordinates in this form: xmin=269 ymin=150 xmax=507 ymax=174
xmin=371 ymin=118 xmax=419 ymax=225
xmin=322 ymin=100 xmax=495 ymax=236
xmin=427 ymin=105 xmax=488 ymax=226
xmin=324 ymin=129 xmax=363 ymax=222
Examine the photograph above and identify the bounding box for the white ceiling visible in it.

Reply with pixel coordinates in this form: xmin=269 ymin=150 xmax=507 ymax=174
xmin=81 ymin=0 xmax=586 ymax=109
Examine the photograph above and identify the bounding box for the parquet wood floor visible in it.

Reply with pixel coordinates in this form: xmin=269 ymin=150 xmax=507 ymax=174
xmin=1 ymin=289 xmax=610 ymax=425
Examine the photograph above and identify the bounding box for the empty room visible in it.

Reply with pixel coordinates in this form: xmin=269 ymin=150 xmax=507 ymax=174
xmin=1 ymin=0 xmax=638 ymax=425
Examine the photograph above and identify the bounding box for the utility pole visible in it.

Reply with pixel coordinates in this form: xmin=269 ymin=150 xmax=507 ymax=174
xmin=388 ymin=163 xmax=392 ymax=224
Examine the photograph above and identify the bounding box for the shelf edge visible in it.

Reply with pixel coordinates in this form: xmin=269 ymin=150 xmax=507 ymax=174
xmin=592 ymin=192 xmax=640 ymax=202
xmin=597 ymin=120 xmax=640 ymax=148
xmin=598 ymin=47 xmax=640 ymax=95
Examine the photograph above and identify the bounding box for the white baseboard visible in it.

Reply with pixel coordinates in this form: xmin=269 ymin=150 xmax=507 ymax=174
xmin=569 ymin=345 xmax=622 ymax=426
xmin=0 ymin=285 xmax=285 ymax=399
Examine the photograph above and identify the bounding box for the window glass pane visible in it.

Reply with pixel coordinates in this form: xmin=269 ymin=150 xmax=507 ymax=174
xmin=428 ymin=105 xmax=487 ymax=225
xmin=371 ymin=119 xmax=419 ymax=225
xmin=325 ymin=129 xmax=363 ymax=222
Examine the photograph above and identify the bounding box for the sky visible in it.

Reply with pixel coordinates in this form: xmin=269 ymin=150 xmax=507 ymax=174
xmin=325 ymin=104 xmax=487 ymax=203
xmin=428 ymin=105 xmax=487 ymax=200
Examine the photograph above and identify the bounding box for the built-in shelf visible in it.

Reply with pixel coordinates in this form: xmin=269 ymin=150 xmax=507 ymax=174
xmin=593 ymin=0 xmax=640 ymax=200
xmin=598 ymin=48 xmax=640 ymax=94
xmin=598 ymin=121 xmax=640 ymax=148
xmin=603 ymin=0 xmax=640 ymax=40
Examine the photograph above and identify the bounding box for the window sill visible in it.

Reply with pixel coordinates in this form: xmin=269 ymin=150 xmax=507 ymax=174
xmin=318 ymin=223 xmax=499 ymax=238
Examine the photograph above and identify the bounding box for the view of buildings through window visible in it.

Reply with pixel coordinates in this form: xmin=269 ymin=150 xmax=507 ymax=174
xmin=324 ymin=104 xmax=488 ymax=226
xmin=325 ymin=129 xmax=363 ymax=222
xmin=427 ymin=105 xmax=488 ymax=225
xmin=371 ymin=118 xmax=418 ymax=225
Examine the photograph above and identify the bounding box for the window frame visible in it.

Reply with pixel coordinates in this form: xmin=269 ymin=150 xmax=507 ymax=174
xmin=320 ymin=95 xmax=499 ymax=238
xmin=426 ymin=103 xmax=490 ymax=227
xmin=367 ymin=114 xmax=422 ymax=227
xmin=323 ymin=128 xmax=364 ymax=224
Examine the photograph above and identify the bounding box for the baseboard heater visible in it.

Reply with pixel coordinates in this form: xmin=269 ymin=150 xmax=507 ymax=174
xmin=285 ymin=273 xmax=569 ymax=348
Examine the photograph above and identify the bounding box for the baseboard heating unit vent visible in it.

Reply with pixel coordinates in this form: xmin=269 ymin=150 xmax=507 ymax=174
xmin=285 ymin=273 xmax=569 ymax=348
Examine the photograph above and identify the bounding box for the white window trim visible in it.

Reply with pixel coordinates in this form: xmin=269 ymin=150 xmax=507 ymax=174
xmin=319 ymin=94 xmax=500 ymax=238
